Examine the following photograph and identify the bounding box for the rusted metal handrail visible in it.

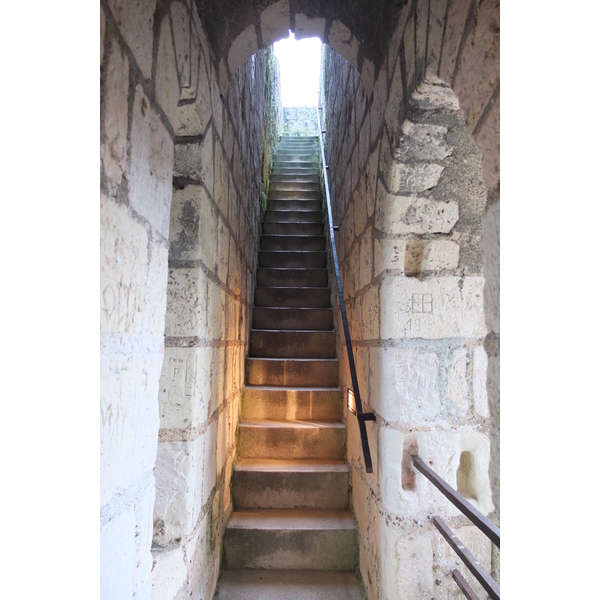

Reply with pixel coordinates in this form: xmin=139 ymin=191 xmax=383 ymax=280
xmin=316 ymin=105 xmax=375 ymax=473
xmin=413 ymin=455 xmax=500 ymax=599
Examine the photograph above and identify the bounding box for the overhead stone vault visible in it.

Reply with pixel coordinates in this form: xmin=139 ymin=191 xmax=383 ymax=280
xmin=100 ymin=0 xmax=499 ymax=598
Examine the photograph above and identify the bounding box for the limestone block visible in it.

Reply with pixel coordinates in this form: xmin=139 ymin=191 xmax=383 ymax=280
xmin=327 ymin=20 xmax=359 ymax=70
xmin=374 ymin=238 xmax=460 ymax=277
xmin=396 ymin=533 xmax=434 ymax=598
xmin=217 ymin=218 xmax=230 ymax=283
xmin=473 ymin=346 xmax=489 ymax=417
xmin=106 ymin=0 xmax=156 ymax=79
xmin=403 ymin=15 xmax=416 ymax=92
xmin=358 ymin=229 xmax=373 ymax=290
xmin=294 ymin=13 xmax=326 ymax=40
xmin=169 ymin=184 xmax=218 ymax=269
xmin=154 ymin=437 xmax=206 ymax=542
xmin=203 ymin=420 xmax=218 ymax=501
xmin=360 ymin=286 xmax=379 ymax=340
xmin=447 ymin=348 xmax=469 ymax=411
xmin=387 ymin=162 xmax=445 ymax=194
xmin=128 ymin=85 xmax=174 ymax=238
xmin=165 ymin=267 xmax=208 ymax=337
xmin=173 ymin=127 xmax=214 ymax=192
xmin=100 ymin=351 xmax=161 ymax=504
xmin=146 ymin=242 xmax=169 ymax=337
xmin=439 ymin=0 xmax=472 ymax=83
xmin=411 ymin=80 xmax=459 ymax=111
xmin=376 ymin=194 xmax=459 ymax=235
xmin=228 ymin=24 xmax=258 ymax=77
xmin=261 ymin=0 xmax=290 ymax=47
xmin=210 ymin=63 xmax=224 ymax=138
xmin=482 ymin=194 xmax=499 ymax=334
xmin=396 ymin=120 xmax=452 ymax=162
xmin=361 ymin=59 xmax=375 ymax=96
xmin=175 ymin=50 xmax=213 ymax=137
xmin=155 ymin=14 xmax=181 ymax=129
xmin=370 ymin=70 xmax=387 ymax=146
xmin=151 ymin=547 xmax=186 ymax=600
xmin=209 ymin=346 xmax=226 ymax=413
xmin=426 ymin=0 xmax=448 ymax=72
xmin=170 ymin=2 xmax=193 ymax=95
xmin=101 ymin=503 xmax=136 ymax=599
xmin=415 ymin=0 xmax=429 ymax=82
xmin=384 ymin=58 xmax=404 ymax=132
xmin=182 ymin=514 xmax=213 ymax=598
xmin=135 ymin=483 xmax=156 ymax=598
xmin=369 ymin=347 xmax=440 ymax=423
xmin=159 ymin=346 xmax=212 ymax=429
xmin=100 ymin=195 xmax=147 ymax=335
xmin=214 ymin=142 xmax=229 ymax=219
xmin=103 ymin=39 xmax=129 ymax=185
xmin=474 ymin=91 xmax=500 ymax=190
xmin=366 ymin=148 xmax=379 ymax=218
xmin=380 ymin=276 xmax=486 ymax=339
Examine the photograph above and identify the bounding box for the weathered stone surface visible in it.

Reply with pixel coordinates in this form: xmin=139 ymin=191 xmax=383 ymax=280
xmin=482 ymin=193 xmax=499 ymax=333
xmin=474 ymin=90 xmax=500 ymax=190
xmin=376 ymin=194 xmax=459 ymax=235
xmin=182 ymin=511 xmax=213 ymax=598
xmin=396 ymin=120 xmax=451 ymax=162
xmin=165 ymin=267 xmax=208 ymax=337
xmin=106 ymin=0 xmax=156 ymax=79
xmin=387 ymin=162 xmax=445 ymax=193
xmin=261 ymin=0 xmax=290 ymax=47
xmin=174 ymin=128 xmax=214 ymax=190
xmin=228 ymin=24 xmax=258 ymax=77
xmin=447 ymin=348 xmax=468 ymax=411
xmin=396 ymin=533 xmax=434 ymax=598
xmin=151 ymin=547 xmax=186 ymax=600
xmin=410 ymin=80 xmax=460 ymax=111
xmin=128 ymin=85 xmax=174 ymax=238
xmin=294 ymin=13 xmax=326 ymax=39
xmin=100 ymin=352 xmax=161 ymax=504
xmin=375 ymin=238 xmax=460 ymax=276
xmin=473 ymin=346 xmax=489 ymax=417
xmin=154 ymin=437 xmax=206 ymax=542
xmin=385 ymin=59 xmax=404 ymax=132
xmin=101 ymin=4 xmax=106 ymax=66
xmin=361 ymin=59 xmax=375 ymax=96
xmin=100 ymin=196 xmax=148 ymax=335
xmin=403 ymin=14 xmax=416 ymax=91
xmin=426 ymin=0 xmax=448 ymax=72
xmin=175 ymin=51 xmax=212 ymax=137
xmin=327 ymin=20 xmax=359 ymax=69
xmin=380 ymin=276 xmax=486 ymax=339
xmin=358 ymin=228 xmax=373 ymax=289
xmin=370 ymin=348 xmax=440 ymax=422
xmin=360 ymin=285 xmax=379 ymax=340
xmin=103 ymin=39 xmax=129 ymax=185
xmin=155 ymin=13 xmax=181 ymax=128
xmin=439 ymin=0 xmax=472 ymax=83
xmin=147 ymin=242 xmax=170 ymax=337
xmin=159 ymin=347 xmax=212 ymax=429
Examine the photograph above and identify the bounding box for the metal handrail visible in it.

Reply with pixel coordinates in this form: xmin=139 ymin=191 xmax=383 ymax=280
xmin=412 ymin=455 xmax=500 ymax=599
xmin=316 ymin=105 xmax=375 ymax=474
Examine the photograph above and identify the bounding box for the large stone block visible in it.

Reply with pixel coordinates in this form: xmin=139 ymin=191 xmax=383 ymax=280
xmin=103 ymin=39 xmax=129 ymax=185
xmin=182 ymin=511 xmax=213 ymax=599
xmin=261 ymin=0 xmax=290 ymax=46
xmin=439 ymin=0 xmax=473 ymax=83
xmin=474 ymin=91 xmax=500 ymax=190
xmin=146 ymin=242 xmax=169 ymax=338
xmin=386 ymin=162 xmax=445 ymax=194
xmin=482 ymin=193 xmax=499 ymax=333
xmin=410 ymin=79 xmax=459 ymax=111
xmin=151 ymin=546 xmax=187 ymax=600
xmin=100 ymin=195 xmax=148 ymax=335
xmin=173 ymin=127 xmax=214 ymax=191
xmin=396 ymin=120 xmax=452 ymax=162
xmin=360 ymin=286 xmax=380 ymax=340
xmin=396 ymin=532 xmax=435 ymax=598
xmin=369 ymin=347 xmax=440 ymax=423
xmin=155 ymin=13 xmax=181 ymax=128
xmin=128 ymin=85 xmax=174 ymax=238
xmin=374 ymin=238 xmax=460 ymax=276
xmin=228 ymin=24 xmax=258 ymax=77
xmin=426 ymin=0 xmax=448 ymax=72
xmin=154 ymin=436 xmax=206 ymax=543
xmin=358 ymin=228 xmax=373 ymax=290
xmin=380 ymin=276 xmax=486 ymax=339
xmin=473 ymin=345 xmax=489 ymax=417
xmin=447 ymin=348 xmax=469 ymax=412
xmin=106 ymin=0 xmax=156 ymax=79
xmin=376 ymin=194 xmax=459 ymax=235
xmin=100 ymin=351 xmax=161 ymax=504
xmin=164 ymin=267 xmax=208 ymax=337
xmin=159 ymin=346 xmax=212 ymax=429
xmin=327 ymin=20 xmax=359 ymax=70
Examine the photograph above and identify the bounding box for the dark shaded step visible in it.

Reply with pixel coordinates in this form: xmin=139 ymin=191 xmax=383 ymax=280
xmin=249 ymin=330 xmax=336 ymax=359
xmin=264 ymin=210 xmax=322 ymax=223
xmin=263 ymin=222 xmax=323 ymax=236
xmin=254 ymin=286 xmax=330 ymax=307
xmin=268 ymin=199 xmax=321 ymax=211
xmin=260 ymin=235 xmax=325 ymax=252
xmin=259 ymin=251 xmax=326 ymax=268
xmin=252 ymin=307 xmax=333 ymax=330
xmin=245 ymin=358 xmax=339 ymax=387
xmin=256 ymin=268 xmax=328 ymax=287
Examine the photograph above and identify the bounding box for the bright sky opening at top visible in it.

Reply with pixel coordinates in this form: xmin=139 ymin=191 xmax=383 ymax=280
xmin=273 ymin=33 xmax=322 ymax=107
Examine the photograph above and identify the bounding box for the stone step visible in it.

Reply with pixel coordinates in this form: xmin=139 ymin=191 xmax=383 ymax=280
xmin=270 ymin=173 xmax=320 ymax=184
xmin=259 ymin=251 xmax=326 ymax=269
xmin=232 ymin=459 xmax=349 ymax=509
xmin=213 ymin=569 xmax=365 ymax=600
xmin=249 ymin=330 xmax=336 ymax=359
xmin=268 ymin=199 xmax=322 ymax=211
xmin=264 ymin=209 xmax=322 ymax=223
xmin=263 ymin=221 xmax=323 ymax=235
xmin=260 ymin=235 xmax=325 ymax=252
xmin=238 ymin=420 xmax=345 ymax=460
xmin=254 ymin=286 xmax=330 ymax=308
xmin=242 ymin=386 xmax=343 ymax=421
xmin=256 ymin=268 xmax=328 ymax=287
xmin=269 ymin=188 xmax=321 ymax=201
xmin=223 ymin=509 xmax=357 ymax=571
xmin=271 ymin=165 xmax=320 ymax=173
xmin=245 ymin=358 xmax=339 ymax=387
xmin=252 ymin=307 xmax=333 ymax=330
xmin=269 ymin=181 xmax=321 ymax=192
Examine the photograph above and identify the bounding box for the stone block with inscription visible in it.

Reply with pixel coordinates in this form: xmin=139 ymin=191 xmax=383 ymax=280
xmin=164 ymin=267 xmax=208 ymax=338
xmin=375 ymin=238 xmax=460 ymax=276
xmin=159 ymin=346 xmax=212 ymax=430
xmin=380 ymin=276 xmax=486 ymax=339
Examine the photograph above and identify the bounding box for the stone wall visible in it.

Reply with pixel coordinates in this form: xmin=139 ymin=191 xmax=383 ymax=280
xmin=100 ymin=1 xmax=281 ymax=598
xmin=319 ymin=0 xmax=499 ymax=597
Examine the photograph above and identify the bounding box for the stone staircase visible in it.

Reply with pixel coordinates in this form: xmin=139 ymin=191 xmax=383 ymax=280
xmin=213 ymin=137 xmax=365 ymax=599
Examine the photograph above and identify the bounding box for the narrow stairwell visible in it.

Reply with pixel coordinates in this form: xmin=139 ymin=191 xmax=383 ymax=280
xmin=213 ymin=137 xmax=365 ymax=599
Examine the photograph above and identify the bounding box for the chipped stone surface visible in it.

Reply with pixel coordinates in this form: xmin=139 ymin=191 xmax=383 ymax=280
xmin=396 ymin=120 xmax=452 ymax=162
xmin=228 ymin=24 xmax=258 ymax=77
xmin=327 ymin=20 xmax=359 ymax=69
xmin=447 ymin=348 xmax=468 ymax=410
xmin=410 ymin=80 xmax=460 ymax=111
xmin=473 ymin=346 xmax=489 ymax=417
xmin=482 ymin=193 xmax=499 ymax=333
xmin=375 ymin=238 xmax=460 ymax=276
xmin=103 ymin=39 xmax=129 ymax=185
xmin=106 ymin=0 xmax=156 ymax=79
xmin=294 ymin=13 xmax=325 ymax=39
xmin=370 ymin=347 xmax=440 ymax=422
xmin=165 ymin=267 xmax=208 ymax=337
xmin=360 ymin=286 xmax=379 ymax=340
xmin=376 ymin=194 xmax=459 ymax=235
xmin=261 ymin=0 xmax=290 ymax=46
xmin=380 ymin=276 xmax=486 ymax=339
xmin=174 ymin=128 xmax=214 ymax=192
xmin=151 ymin=547 xmax=187 ymax=600
xmin=385 ymin=59 xmax=404 ymax=131
xmin=387 ymin=162 xmax=445 ymax=193
xmin=128 ymin=85 xmax=174 ymax=238
xmin=155 ymin=14 xmax=181 ymax=128
xmin=175 ymin=51 xmax=212 ymax=137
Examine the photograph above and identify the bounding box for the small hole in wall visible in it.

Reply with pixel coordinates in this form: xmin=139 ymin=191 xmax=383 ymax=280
xmin=456 ymin=451 xmax=478 ymax=501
